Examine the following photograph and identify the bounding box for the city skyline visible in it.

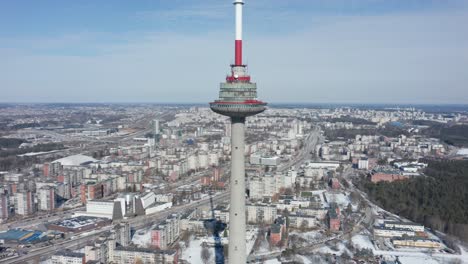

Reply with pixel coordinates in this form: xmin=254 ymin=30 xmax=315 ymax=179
xmin=1 ymin=0 xmax=468 ymax=104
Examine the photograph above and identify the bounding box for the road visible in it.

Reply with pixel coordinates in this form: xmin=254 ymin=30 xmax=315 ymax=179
xmin=0 ymin=207 xmax=85 ymax=232
xmin=2 ymin=191 xmax=229 ymax=264
xmin=5 ymin=124 xmax=321 ymax=263
xmin=277 ymin=126 xmax=322 ymax=172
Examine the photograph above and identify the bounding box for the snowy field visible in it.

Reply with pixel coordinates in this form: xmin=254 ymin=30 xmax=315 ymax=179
xmin=182 ymin=237 xmax=211 ymax=264
xmin=315 ymin=242 xmax=353 ymax=257
xmin=181 ymin=228 xmax=257 ymax=264
xmin=351 ymin=234 xmax=375 ymax=251
xmin=324 ymin=192 xmax=350 ymax=208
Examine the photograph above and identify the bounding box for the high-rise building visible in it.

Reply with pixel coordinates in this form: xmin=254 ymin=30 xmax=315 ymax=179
xmin=209 ymin=1 xmax=266 ymax=263
xmin=153 ymin=119 xmax=160 ymax=135
xmin=38 ymin=186 xmax=55 ymax=211
xmin=0 ymin=194 xmax=9 ymax=220
xmin=151 ymin=214 xmax=180 ymax=250
xmin=114 ymin=221 xmax=131 ymax=247
xmin=14 ymin=191 xmax=35 ymax=216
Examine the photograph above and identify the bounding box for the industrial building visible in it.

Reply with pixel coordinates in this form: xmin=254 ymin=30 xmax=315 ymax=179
xmin=47 ymin=216 xmax=111 ymax=233
xmin=75 ymin=199 xmax=123 ymax=220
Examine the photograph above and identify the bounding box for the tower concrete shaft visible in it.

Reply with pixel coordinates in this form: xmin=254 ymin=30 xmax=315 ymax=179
xmin=209 ymin=1 xmax=266 ymax=263
xmin=228 ymin=117 xmax=246 ymax=264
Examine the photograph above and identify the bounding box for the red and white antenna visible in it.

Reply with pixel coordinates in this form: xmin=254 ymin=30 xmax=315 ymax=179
xmin=234 ymin=0 xmax=244 ymax=66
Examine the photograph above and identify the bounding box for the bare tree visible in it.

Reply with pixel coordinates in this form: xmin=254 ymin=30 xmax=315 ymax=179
xmin=201 ymin=244 xmax=211 ymax=264
xmin=299 ymin=220 xmax=309 ymax=232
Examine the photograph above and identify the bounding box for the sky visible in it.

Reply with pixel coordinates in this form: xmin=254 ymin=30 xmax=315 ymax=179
xmin=1 ymin=0 xmax=467 ymax=104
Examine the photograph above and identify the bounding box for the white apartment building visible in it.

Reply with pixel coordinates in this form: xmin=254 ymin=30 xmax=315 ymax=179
xmin=247 ymin=204 xmax=277 ymax=224
xmin=374 ymin=227 xmax=416 ymax=238
xmin=38 ymin=186 xmax=55 ymax=211
xmin=51 ymin=251 xmax=85 ymax=264
xmin=358 ymin=158 xmax=369 ymax=170
xmin=288 ymin=214 xmax=318 ymax=229
xmin=383 ymin=221 xmax=424 ymax=232
xmin=113 ymin=246 xmax=177 ymax=264
xmin=14 ymin=191 xmax=35 ymax=216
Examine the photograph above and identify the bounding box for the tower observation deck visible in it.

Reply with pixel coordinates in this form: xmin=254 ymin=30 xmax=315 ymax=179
xmin=209 ymin=1 xmax=266 ymax=264
xmin=209 ymin=0 xmax=266 ymax=118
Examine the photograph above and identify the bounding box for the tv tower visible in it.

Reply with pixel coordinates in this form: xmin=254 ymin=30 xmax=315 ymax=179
xmin=210 ymin=0 xmax=267 ymax=263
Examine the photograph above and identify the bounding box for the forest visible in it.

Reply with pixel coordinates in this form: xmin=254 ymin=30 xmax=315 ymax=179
xmin=422 ymin=124 xmax=468 ymax=147
xmin=324 ymin=125 xmax=409 ymax=141
xmin=358 ymin=159 xmax=468 ymax=241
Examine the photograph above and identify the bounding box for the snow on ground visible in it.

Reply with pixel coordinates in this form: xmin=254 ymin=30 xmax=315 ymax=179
xmin=264 ymin=259 xmax=281 ymax=264
xmin=246 ymin=228 xmax=258 ymax=255
xmin=398 ymin=256 xmax=441 ymax=264
xmin=351 ymin=234 xmax=375 ymax=251
xmin=182 ymin=237 xmax=214 ymax=264
xmin=324 ymin=192 xmax=350 ymax=208
xmin=298 ymin=255 xmax=313 ymax=264
xmin=257 ymin=235 xmax=270 ymax=254
xmin=311 ymin=190 xmax=326 ymax=195
xmin=315 ymin=242 xmax=353 ymax=257
xmin=182 ymin=229 xmax=257 ymax=264
xmin=457 ymin=148 xmax=468 ymax=155
xmin=291 ymin=230 xmax=323 ymax=241
xmin=132 ymin=228 xmax=151 ymax=246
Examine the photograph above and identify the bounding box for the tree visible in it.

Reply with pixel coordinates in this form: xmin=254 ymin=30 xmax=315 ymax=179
xmin=201 ymin=245 xmax=211 ymax=264
xmin=299 ymin=220 xmax=309 ymax=232
xmin=345 ymin=203 xmax=353 ymax=215
xmin=377 ymin=158 xmax=387 ymax=165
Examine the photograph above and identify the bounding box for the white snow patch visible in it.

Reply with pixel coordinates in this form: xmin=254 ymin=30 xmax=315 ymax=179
xmin=316 ymin=242 xmax=352 ymax=256
xmin=264 ymin=259 xmax=281 ymax=264
xmin=399 ymin=256 xmax=440 ymax=264
xmin=182 ymin=237 xmax=215 ymax=264
xmin=351 ymin=234 xmax=375 ymax=251
xmin=457 ymin=148 xmax=468 ymax=155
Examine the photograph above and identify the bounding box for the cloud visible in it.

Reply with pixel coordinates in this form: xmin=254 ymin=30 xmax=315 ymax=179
xmin=0 ymin=4 xmax=467 ymax=104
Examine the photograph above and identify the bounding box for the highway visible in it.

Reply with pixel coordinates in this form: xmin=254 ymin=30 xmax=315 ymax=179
xmin=277 ymin=126 xmax=322 ymax=172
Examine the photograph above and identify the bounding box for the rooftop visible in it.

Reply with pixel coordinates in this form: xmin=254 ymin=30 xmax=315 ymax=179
xmin=53 ymin=154 xmax=97 ymax=166
xmin=115 ymin=246 xmax=176 ymax=255
xmin=54 ymin=250 xmax=85 ymax=258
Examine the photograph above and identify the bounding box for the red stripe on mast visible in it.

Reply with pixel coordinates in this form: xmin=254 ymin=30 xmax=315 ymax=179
xmin=235 ymin=40 xmax=242 ymax=65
